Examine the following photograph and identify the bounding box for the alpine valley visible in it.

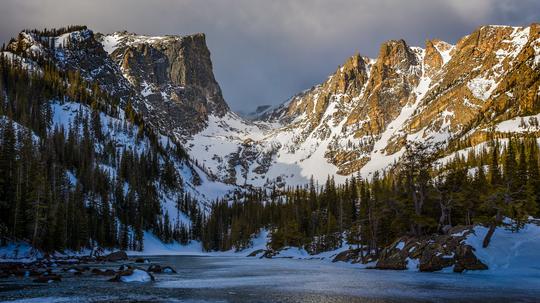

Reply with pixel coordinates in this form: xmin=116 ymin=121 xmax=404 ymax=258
xmin=1 ymin=23 xmax=540 ymax=279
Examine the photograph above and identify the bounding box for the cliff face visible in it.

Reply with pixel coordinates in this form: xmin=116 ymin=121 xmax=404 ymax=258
xmin=5 ymin=28 xmax=229 ymax=139
xmin=100 ymin=32 xmax=229 ymax=137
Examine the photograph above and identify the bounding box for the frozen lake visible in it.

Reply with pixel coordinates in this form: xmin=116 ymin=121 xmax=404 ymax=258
xmin=1 ymin=255 xmax=539 ymax=302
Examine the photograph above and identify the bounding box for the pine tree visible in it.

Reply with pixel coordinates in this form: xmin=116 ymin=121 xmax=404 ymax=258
xmin=527 ymin=139 xmax=540 ymax=217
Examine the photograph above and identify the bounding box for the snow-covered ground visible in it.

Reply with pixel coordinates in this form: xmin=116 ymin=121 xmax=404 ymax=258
xmin=465 ymin=220 xmax=540 ymax=276
xmin=0 ymin=242 xmax=43 ymax=263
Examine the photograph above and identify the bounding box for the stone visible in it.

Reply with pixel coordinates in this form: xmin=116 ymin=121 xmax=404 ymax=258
xmin=247 ymin=249 xmax=265 ymax=257
xmin=109 ymin=269 xmax=155 ymax=283
xmin=454 ymin=245 xmax=488 ymax=273
xmin=332 ymin=249 xmax=361 ymax=263
xmin=162 ymin=266 xmax=176 ymax=274
xmin=103 ymin=251 xmax=128 ymax=262
xmin=375 ymin=248 xmax=407 ymax=270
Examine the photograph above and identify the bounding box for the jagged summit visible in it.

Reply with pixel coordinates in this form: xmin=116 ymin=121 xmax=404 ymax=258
xmin=97 ymin=30 xmax=229 ymax=135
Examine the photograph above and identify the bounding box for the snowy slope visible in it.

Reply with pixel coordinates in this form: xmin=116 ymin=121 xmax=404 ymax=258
xmin=49 ymin=100 xmax=238 ymax=211
xmin=465 ymin=219 xmax=540 ymax=276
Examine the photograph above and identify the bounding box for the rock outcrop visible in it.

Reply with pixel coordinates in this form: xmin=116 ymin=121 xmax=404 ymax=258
xmin=374 ymin=226 xmax=487 ymax=272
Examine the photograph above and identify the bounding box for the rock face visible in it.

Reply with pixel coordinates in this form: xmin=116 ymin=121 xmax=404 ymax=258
xmin=374 ymin=226 xmax=488 ymax=272
xmin=5 ymin=27 xmax=229 ymax=140
xmin=99 ymin=32 xmax=229 ymax=137
xmin=258 ymin=23 xmax=540 ymax=181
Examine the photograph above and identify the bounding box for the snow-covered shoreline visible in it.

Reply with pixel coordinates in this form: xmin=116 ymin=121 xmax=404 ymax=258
xmin=2 ymin=221 xmax=540 ymax=277
xmin=125 ymin=220 xmax=540 ymax=276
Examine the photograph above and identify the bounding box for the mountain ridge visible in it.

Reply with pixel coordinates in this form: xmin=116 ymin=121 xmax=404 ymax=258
xmin=3 ymin=23 xmax=539 ymax=188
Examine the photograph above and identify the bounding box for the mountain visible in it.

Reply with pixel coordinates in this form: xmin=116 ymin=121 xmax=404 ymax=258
xmin=7 ymin=24 xmax=538 ymax=189
xmin=193 ymin=24 xmax=540 ymax=187
xmin=0 ymin=26 xmax=245 ymax=252
xmin=4 ymin=27 xmax=229 ymax=140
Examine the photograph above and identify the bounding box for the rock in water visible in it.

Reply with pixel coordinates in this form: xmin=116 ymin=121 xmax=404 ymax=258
xmin=109 ymin=269 xmax=155 ymax=283
xmin=162 ymin=266 xmax=176 ymax=274
xmin=103 ymin=251 xmax=128 ymax=262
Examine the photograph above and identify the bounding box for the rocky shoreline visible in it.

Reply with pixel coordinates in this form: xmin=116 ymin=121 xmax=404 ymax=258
xmin=0 ymin=251 xmax=176 ymax=284
xmin=250 ymin=225 xmax=492 ymax=273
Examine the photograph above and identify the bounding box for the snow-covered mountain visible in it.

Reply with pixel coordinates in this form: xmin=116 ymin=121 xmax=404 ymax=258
xmin=5 ymin=24 xmax=540 ymax=191
xmin=183 ymin=23 xmax=540 ymax=187
xmin=1 ymin=27 xmax=239 ymax=208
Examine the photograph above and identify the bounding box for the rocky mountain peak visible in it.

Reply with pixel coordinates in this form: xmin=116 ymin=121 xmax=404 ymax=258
xmin=246 ymin=23 xmax=539 ymax=184
xmin=98 ymin=31 xmax=229 ymax=137
xmin=423 ymin=39 xmax=453 ymax=78
xmin=330 ymin=53 xmax=370 ymax=96
xmin=376 ymin=39 xmax=418 ymax=72
xmin=5 ymin=26 xmax=231 ymax=140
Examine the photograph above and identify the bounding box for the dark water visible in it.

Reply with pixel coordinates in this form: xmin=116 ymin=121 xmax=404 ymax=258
xmin=0 ymin=255 xmax=539 ymax=303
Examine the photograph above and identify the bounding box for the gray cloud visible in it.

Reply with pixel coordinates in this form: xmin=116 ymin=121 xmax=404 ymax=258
xmin=0 ymin=0 xmax=538 ymax=112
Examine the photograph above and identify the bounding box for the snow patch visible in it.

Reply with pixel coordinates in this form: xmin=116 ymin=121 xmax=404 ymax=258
xmin=120 ymin=269 xmax=153 ymax=283
xmin=467 ymin=77 xmax=497 ymax=101
xmin=100 ymin=34 xmax=122 ymax=54
xmin=465 ymin=220 xmax=540 ymax=275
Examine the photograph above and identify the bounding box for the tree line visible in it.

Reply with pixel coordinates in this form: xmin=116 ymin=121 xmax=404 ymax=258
xmin=201 ymin=139 xmax=540 ymax=259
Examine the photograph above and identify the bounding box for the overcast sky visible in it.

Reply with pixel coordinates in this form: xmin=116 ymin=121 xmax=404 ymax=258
xmin=0 ymin=0 xmax=538 ymax=112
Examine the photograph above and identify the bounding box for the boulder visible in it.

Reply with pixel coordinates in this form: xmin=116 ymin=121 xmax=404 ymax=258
xmin=109 ymin=269 xmax=155 ymax=283
xmin=374 ymin=227 xmax=489 ymax=273
xmin=374 ymin=237 xmax=412 ymax=270
xmin=63 ymin=266 xmax=86 ymax=274
xmin=147 ymin=264 xmax=162 ymax=273
xmin=118 ymin=264 xmax=132 ymax=271
xmin=247 ymin=249 xmax=265 ymax=257
xmin=418 ymin=238 xmax=456 ymax=272
xmin=454 ymin=245 xmax=488 ymax=273
xmin=103 ymin=251 xmax=128 ymax=262
xmin=91 ymin=268 xmax=116 ymax=276
xmin=135 ymin=258 xmax=149 ymax=263
xmin=375 ymin=256 xmax=407 ymax=270
xmin=419 ymin=248 xmax=455 ymax=272
xmin=332 ymin=249 xmax=361 ymax=263
xmin=146 ymin=264 xmax=177 ymax=274
xmin=162 ymin=266 xmax=176 ymax=274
